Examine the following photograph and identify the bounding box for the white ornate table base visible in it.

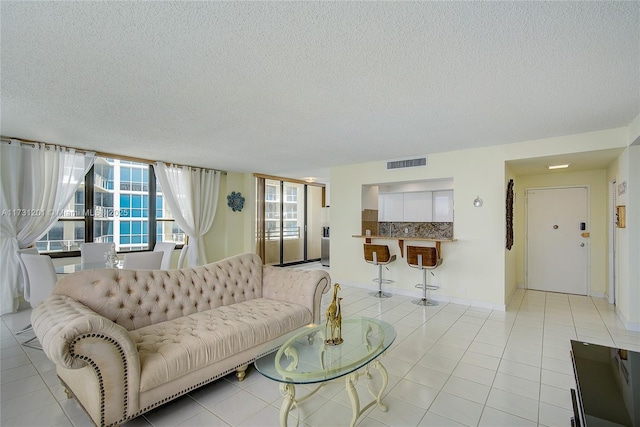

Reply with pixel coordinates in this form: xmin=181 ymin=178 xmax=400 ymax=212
xmin=278 ymin=358 xmax=389 ymax=427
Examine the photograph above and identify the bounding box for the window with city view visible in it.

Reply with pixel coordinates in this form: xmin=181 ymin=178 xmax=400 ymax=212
xmin=264 ymin=180 xmax=303 ymax=240
xmin=37 ymin=157 xmax=184 ymax=254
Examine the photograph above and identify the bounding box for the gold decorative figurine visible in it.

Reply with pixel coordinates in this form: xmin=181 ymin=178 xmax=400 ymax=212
xmin=325 ymin=283 xmax=344 ymax=345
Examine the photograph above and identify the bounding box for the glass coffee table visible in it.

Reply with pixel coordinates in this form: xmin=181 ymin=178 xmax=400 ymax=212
xmin=254 ymin=317 xmax=396 ymax=427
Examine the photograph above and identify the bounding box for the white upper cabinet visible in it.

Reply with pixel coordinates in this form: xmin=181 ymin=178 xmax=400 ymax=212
xmin=378 ymin=193 xmax=404 ymax=221
xmin=403 ymin=192 xmax=433 ymax=222
xmin=378 ymin=190 xmax=453 ymax=222
xmin=433 ymin=190 xmax=454 ymax=222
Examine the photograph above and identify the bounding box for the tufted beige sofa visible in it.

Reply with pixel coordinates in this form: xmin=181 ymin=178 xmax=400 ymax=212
xmin=31 ymin=253 xmax=330 ymax=427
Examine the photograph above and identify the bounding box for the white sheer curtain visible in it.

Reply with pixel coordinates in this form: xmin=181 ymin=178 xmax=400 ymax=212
xmin=0 ymin=140 xmax=95 ymax=314
xmin=154 ymin=163 xmax=221 ymax=267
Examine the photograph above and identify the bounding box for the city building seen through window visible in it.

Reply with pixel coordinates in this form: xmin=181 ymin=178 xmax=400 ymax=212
xmin=37 ymin=157 xmax=184 ymax=254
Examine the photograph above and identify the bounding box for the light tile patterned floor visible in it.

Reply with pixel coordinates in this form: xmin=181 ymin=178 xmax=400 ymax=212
xmin=2 ymin=263 xmax=639 ymax=426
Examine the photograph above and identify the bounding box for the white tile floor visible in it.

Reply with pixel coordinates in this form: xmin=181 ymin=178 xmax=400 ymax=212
xmin=2 ymin=263 xmax=639 ymax=427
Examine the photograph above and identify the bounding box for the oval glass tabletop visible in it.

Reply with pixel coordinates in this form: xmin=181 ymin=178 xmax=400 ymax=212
xmin=254 ymin=317 xmax=396 ymax=385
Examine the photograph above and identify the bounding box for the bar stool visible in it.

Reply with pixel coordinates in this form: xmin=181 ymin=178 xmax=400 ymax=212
xmin=364 ymin=244 xmax=396 ymax=298
xmin=407 ymin=245 xmax=442 ymax=306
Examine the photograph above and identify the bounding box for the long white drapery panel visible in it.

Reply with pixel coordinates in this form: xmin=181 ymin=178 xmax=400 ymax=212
xmin=0 ymin=140 xmax=95 ymax=314
xmin=154 ymin=163 xmax=220 ymax=267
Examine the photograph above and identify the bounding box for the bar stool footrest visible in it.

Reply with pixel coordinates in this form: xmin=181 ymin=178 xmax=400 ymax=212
xmin=414 ymin=284 xmax=440 ymax=290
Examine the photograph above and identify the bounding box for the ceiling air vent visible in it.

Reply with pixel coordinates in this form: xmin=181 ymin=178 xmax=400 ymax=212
xmin=386 ymin=156 xmax=427 ymax=170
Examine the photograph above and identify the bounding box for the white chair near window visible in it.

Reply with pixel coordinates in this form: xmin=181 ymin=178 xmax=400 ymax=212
xmin=123 ymin=251 xmax=163 ymax=270
xmin=80 ymin=242 xmax=113 ymax=265
xmin=153 ymin=242 xmax=176 ymax=270
xmin=19 ymin=253 xmax=58 ymax=349
xmin=15 ymin=248 xmax=40 ymax=335
xmin=177 ymin=245 xmax=189 ymax=269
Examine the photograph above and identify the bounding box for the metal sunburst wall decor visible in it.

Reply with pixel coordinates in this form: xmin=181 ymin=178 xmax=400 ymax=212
xmin=227 ymin=191 xmax=245 ymax=212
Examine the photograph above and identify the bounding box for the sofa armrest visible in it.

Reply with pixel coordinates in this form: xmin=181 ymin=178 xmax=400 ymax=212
xmin=31 ymin=295 xmax=141 ymax=423
xmin=262 ymin=267 xmax=331 ymax=324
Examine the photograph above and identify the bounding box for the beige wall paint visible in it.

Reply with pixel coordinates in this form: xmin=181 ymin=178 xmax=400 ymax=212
xmin=504 ymin=166 xmax=518 ymax=304
xmin=330 ymin=128 xmax=628 ymax=309
xmin=608 ymin=121 xmax=640 ymax=329
xmin=513 ymin=169 xmax=608 ymax=295
xmin=627 ymin=145 xmax=640 ymax=326
xmin=501 ymin=128 xmax=629 ymax=161
xmin=607 ymin=145 xmax=639 ymax=329
xmin=203 ymin=172 xmax=254 ymax=263
xmin=606 ymin=151 xmax=621 ymax=304
xmin=196 ymin=125 xmax=637 ymax=327
xmin=332 ymin=147 xmax=511 ymax=309
xmin=626 ymin=114 xmax=640 ymax=327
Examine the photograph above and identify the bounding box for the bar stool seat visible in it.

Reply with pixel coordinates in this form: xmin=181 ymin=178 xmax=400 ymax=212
xmin=364 ymin=244 xmax=395 ymax=298
xmin=407 ymin=245 xmax=442 ymax=306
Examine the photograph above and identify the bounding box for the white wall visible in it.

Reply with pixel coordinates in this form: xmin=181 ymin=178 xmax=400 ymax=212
xmin=330 ymin=128 xmax=629 ymax=310
xmin=608 ymin=114 xmax=640 ymax=330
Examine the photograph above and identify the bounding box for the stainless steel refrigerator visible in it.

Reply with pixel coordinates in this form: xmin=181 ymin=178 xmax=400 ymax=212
xmin=321 ymin=226 xmax=330 ymax=267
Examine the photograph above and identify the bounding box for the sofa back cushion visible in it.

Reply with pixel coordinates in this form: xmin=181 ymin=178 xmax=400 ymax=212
xmin=53 ymin=253 xmax=264 ymax=330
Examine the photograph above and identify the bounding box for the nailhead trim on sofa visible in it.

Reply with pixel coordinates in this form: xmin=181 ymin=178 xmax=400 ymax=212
xmin=70 ymin=333 xmax=129 ymax=427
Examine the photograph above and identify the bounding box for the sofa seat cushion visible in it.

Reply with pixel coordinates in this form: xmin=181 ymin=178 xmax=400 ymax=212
xmin=131 ymin=298 xmax=311 ymax=391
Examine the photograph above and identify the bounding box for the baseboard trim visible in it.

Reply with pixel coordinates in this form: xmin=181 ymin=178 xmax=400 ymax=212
xmin=615 ymin=308 xmax=640 ymax=332
xmin=515 ymin=284 xmax=606 ymax=299
xmin=339 ymin=280 xmax=507 ymax=312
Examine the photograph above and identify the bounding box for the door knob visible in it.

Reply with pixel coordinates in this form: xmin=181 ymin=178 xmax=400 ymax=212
xmin=580 ymin=243 xmax=585 ymax=247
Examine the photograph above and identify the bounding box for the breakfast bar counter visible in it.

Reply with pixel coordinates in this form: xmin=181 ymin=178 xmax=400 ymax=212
xmin=352 ymin=235 xmax=455 ymax=258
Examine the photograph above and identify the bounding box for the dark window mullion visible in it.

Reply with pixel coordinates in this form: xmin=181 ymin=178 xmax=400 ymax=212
xmin=85 ymin=165 xmax=95 ymax=243
xmin=279 ymin=181 xmax=284 ymax=265
xmin=303 ymin=185 xmax=308 ymax=262
xmin=148 ymin=165 xmax=157 ymax=250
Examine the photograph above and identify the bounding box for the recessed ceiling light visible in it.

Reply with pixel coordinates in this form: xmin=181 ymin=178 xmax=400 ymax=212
xmin=547 ymin=163 xmax=571 ymax=170
xmin=304 ymin=177 xmax=317 ymax=183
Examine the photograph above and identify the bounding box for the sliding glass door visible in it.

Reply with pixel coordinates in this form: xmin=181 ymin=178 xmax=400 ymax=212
xmin=256 ymin=176 xmax=324 ymax=266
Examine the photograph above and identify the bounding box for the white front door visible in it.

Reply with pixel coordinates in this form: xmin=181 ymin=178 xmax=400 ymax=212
xmin=526 ymin=187 xmax=589 ymax=295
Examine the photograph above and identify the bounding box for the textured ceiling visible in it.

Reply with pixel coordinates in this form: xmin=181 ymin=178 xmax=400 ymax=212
xmin=1 ymin=1 xmax=639 ymax=182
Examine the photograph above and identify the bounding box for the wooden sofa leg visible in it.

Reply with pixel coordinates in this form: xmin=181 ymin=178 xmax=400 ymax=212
xmin=62 ymin=384 xmax=73 ymax=399
xmin=236 ymin=365 xmax=248 ymax=382
xmin=58 ymin=378 xmax=74 ymax=399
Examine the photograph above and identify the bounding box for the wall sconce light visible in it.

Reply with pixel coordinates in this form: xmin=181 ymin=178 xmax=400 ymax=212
xmin=473 ymin=196 xmax=483 ymax=207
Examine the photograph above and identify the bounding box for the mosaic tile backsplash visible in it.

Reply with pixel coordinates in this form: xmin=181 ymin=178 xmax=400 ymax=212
xmin=378 ymin=222 xmax=454 ymax=239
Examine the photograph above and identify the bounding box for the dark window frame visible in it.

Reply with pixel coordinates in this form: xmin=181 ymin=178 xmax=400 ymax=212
xmin=47 ymin=159 xmax=182 ymax=258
